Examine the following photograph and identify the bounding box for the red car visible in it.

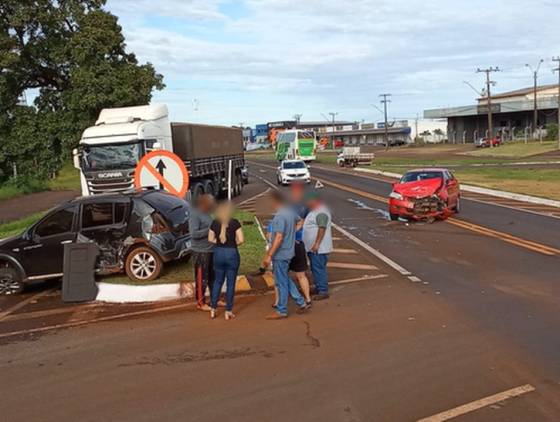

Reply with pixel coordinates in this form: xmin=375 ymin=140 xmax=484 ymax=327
xmin=388 ymin=168 xmax=461 ymax=221
xmin=475 ymin=137 xmax=502 ymax=148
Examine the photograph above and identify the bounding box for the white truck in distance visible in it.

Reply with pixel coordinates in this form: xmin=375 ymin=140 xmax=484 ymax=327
xmin=73 ymin=105 xmax=246 ymax=198
xmin=336 ymin=147 xmax=375 ymax=167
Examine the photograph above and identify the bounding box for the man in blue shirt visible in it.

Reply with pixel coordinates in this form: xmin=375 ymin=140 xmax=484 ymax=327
xmin=262 ymin=190 xmax=309 ymax=319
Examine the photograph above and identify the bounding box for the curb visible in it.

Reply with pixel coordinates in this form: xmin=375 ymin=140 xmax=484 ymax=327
xmin=354 ymin=167 xmax=560 ymax=208
xmin=95 ymin=275 xmax=255 ymax=303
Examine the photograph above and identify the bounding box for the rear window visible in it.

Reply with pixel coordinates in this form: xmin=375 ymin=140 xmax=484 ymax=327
xmin=401 ymin=171 xmax=443 ymax=183
xmin=82 ymin=202 xmax=130 ymax=229
xmin=141 ymin=192 xmax=190 ymax=234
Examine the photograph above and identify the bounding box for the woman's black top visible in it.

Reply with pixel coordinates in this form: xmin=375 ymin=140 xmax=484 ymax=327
xmin=210 ymin=218 xmax=241 ymax=248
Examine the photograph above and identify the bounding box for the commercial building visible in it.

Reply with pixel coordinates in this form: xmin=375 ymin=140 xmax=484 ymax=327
xmin=424 ymin=84 xmax=560 ymax=143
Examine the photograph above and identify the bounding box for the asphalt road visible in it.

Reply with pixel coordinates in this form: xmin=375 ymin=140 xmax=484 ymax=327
xmin=2 ymin=172 xmax=560 ymax=421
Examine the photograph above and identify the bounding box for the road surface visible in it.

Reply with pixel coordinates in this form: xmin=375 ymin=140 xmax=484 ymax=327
xmin=1 ymin=171 xmax=559 ymax=421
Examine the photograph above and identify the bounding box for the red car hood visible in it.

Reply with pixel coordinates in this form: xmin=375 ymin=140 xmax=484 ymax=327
xmin=394 ymin=178 xmax=442 ymax=198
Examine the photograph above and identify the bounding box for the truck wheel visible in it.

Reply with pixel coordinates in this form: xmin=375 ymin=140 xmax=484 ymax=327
xmin=235 ymin=173 xmax=243 ymax=196
xmin=203 ymin=180 xmax=215 ymax=196
xmin=0 ymin=265 xmax=24 ymax=295
xmin=125 ymin=247 xmax=163 ymax=282
xmin=191 ymin=182 xmax=204 ymax=203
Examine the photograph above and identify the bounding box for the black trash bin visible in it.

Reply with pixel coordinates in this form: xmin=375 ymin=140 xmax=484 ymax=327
xmin=62 ymin=242 xmax=99 ymax=303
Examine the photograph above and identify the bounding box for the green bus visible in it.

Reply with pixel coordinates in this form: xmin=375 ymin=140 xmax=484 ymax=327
xmin=275 ymin=130 xmax=317 ymax=162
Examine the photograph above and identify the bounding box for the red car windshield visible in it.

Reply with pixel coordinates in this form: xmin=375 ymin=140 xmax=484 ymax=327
xmin=400 ymin=171 xmax=443 ymax=183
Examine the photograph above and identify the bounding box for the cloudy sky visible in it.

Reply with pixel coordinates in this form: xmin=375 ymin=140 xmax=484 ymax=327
xmin=106 ymin=0 xmax=560 ymax=126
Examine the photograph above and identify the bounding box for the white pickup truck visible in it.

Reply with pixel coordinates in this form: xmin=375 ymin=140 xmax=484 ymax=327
xmin=336 ymin=147 xmax=375 ymax=167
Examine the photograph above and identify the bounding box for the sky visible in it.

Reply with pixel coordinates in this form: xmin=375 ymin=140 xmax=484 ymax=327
xmin=106 ymin=0 xmax=560 ymax=127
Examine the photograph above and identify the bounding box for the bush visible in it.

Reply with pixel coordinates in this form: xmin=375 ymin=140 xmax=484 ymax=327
xmin=0 ymin=176 xmax=48 ymax=201
xmin=546 ymin=123 xmax=558 ymax=141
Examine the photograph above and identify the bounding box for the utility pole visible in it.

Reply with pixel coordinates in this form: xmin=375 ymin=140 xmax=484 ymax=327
xmin=293 ymin=114 xmax=302 ymax=127
xmin=476 ymin=67 xmax=500 ymax=148
xmin=526 ymin=59 xmax=544 ymax=140
xmin=328 ymin=112 xmax=338 ymax=150
xmin=553 ymin=57 xmax=560 ymax=149
xmin=380 ymin=94 xmax=391 ymax=151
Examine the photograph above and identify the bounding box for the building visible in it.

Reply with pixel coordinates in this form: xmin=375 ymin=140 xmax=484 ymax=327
xmin=254 ymin=124 xmax=269 ymax=145
xmin=424 ymin=84 xmax=560 ymax=143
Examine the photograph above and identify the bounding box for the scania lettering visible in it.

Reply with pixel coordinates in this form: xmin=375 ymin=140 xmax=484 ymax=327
xmin=74 ymin=105 xmax=246 ymax=199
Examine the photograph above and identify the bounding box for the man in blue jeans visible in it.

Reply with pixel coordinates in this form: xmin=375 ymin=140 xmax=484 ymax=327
xmin=262 ymin=191 xmax=309 ymax=320
xmin=303 ymin=191 xmax=333 ymax=301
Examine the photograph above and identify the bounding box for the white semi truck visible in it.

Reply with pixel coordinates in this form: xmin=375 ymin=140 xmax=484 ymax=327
xmin=73 ymin=105 xmax=246 ymax=198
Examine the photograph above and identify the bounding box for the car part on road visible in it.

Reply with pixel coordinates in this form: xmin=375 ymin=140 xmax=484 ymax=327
xmin=62 ymin=242 xmax=99 ymax=302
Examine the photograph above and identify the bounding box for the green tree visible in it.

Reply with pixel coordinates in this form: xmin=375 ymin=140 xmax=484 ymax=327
xmin=0 ymin=0 xmax=164 ymax=181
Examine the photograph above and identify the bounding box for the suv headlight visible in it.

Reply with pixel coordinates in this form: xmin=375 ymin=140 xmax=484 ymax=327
xmin=389 ymin=191 xmax=403 ymax=200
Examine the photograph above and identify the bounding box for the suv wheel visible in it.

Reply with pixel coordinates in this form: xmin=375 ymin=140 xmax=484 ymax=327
xmin=0 ymin=266 xmax=24 ymax=295
xmin=125 ymin=247 xmax=163 ymax=282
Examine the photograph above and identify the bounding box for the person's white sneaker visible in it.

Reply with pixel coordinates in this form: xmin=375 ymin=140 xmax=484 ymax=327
xmin=224 ymin=311 xmax=235 ymax=321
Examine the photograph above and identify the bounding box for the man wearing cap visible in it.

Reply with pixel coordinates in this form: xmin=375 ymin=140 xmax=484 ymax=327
xmin=303 ymin=191 xmax=333 ymax=300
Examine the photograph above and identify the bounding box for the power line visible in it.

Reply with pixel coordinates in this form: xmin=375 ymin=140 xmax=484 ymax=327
xmin=553 ymin=56 xmax=560 ymax=149
xmin=380 ymin=93 xmax=392 ymax=151
xmin=526 ymin=59 xmax=544 ymax=135
xmin=476 ymin=67 xmax=500 ymax=147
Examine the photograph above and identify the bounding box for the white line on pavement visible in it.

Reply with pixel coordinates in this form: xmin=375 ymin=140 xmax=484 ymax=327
xmin=416 ymin=384 xmax=536 ymax=422
xmin=332 ymin=223 xmax=412 ymax=276
xmin=408 ymin=276 xmax=422 ymax=283
xmin=329 ymin=275 xmax=388 ymax=286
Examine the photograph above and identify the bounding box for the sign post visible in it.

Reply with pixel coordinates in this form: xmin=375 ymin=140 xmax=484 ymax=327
xmin=134 ymin=150 xmax=190 ymax=198
xmin=227 ymin=159 xmax=233 ymax=200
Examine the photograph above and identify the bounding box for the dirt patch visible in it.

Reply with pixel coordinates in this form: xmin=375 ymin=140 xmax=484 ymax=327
xmin=0 ymin=190 xmax=80 ymax=224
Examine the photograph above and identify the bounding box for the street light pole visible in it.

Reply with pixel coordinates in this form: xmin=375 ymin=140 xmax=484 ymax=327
xmin=328 ymin=112 xmax=338 ymax=150
xmin=380 ymin=94 xmax=391 ymax=151
xmin=553 ymin=57 xmax=560 ymax=150
xmin=526 ymin=59 xmax=544 ymax=140
xmin=477 ymin=67 xmax=500 ymax=148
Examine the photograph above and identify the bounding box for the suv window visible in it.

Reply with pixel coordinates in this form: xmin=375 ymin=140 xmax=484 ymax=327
xmin=82 ymin=203 xmax=129 ymax=229
xmin=35 ymin=206 xmax=76 ymax=237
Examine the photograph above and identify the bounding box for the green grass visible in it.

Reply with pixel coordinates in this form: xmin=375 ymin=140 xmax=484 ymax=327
xmin=48 ymin=162 xmax=81 ymax=191
xmin=101 ymin=210 xmax=266 ymax=285
xmin=463 ymin=141 xmax=558 ymax=158
xmin=0 ymin=212 xmax=45 ymax=239
xmin=0 ymin=162 xmax=80 ymax=202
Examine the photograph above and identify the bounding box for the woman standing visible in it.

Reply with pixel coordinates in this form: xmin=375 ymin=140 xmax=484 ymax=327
xmin=208 ymin=202 xmax=244 ymax=320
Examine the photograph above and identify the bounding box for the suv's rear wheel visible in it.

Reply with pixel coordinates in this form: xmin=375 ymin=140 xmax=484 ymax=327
xmin=0 ymin=266 xmax=23 ymax=295
xmin=125 ymin=247 xmax=163 ymax=282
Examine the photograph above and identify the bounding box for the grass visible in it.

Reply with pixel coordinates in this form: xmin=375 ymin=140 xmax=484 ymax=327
xmin=462 ymin=141 xmax=558 ymax=158
xmin=48 ymin=162 xmax=81 ymax=191
xmin=0 ymin=162 xmax=80 ymax=202
xmin=101 ymin=210 xmax=266 ymax=285
xmin=0 ymin=212 xmax=45 ymax=239
xmin=454 ymin=167 xmax=560 ymax=201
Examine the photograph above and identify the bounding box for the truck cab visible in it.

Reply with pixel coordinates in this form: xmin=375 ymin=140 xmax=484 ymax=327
xmin=74 ymin=105 xmax=171 ymax=196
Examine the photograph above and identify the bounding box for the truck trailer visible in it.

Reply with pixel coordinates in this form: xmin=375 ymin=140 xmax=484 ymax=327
xmin=74 ymin=105 xmax=246 ymax=199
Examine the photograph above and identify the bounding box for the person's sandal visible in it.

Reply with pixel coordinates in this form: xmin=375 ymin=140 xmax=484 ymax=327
xmin=210 ymin=308 xmax=217 ymax=319
xmin=225 ymin=311 xmax=235 ymax=321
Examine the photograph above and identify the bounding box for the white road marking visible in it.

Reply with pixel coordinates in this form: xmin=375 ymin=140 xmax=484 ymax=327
xmin=416 ymin=384 xmax=536 ymax=422
xmin=237 ymin=187 xmax=270 ymax=207
xmin=332 ymin=248 xmax=358 ymax=254
xmin=327 ymin=262 xmax=379 ymax=270
xmin=408 ymin=276 xmax=422 ymax=283
xmin=332 ymin=223 xmax=412 ymax=276
xmin=329 ymin=274 xmax=388 ymax=286
xmin=0 ymin=288 xmax=55 ymax=322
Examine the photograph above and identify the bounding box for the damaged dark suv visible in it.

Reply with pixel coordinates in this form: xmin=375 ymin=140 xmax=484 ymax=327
xmin=0 ymin=191 xmax=191 ymax=295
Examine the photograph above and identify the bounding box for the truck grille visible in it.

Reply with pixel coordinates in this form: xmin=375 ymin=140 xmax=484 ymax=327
xmin=87 ymin=176 xmax=135 ymax=195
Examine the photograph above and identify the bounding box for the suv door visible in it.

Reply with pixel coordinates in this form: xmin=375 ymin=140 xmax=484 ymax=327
xmin=78 ymin=201 xmax=130 ymax=262
xmin=444 ymin=171 xmax=459 ymax=206
xmin=21 ymin=205 xmax=78 ymax=277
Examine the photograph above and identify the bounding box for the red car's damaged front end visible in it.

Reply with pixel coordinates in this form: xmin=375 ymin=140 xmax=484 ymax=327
xmin=388 ymin=169 xmax=460 ymax=221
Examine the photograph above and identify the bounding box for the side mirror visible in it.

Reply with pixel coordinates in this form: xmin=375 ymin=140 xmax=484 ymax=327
xmin=153 ymin=142 xmax=162 ymax=150
xmin=72 ymin=148 xmax=81 ymax=169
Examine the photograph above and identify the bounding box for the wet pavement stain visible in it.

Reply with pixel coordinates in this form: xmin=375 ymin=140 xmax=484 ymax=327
xmin=303 ymin=321 xmax=320 ymax=348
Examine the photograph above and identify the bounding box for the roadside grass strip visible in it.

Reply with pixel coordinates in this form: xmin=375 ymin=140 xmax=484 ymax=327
xmin=417 ymin=384 xmax=536 ymax=422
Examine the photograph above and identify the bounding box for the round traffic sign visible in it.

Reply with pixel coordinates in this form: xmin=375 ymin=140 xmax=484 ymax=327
xmin=134 ymin=150 xmax=190 ymax=198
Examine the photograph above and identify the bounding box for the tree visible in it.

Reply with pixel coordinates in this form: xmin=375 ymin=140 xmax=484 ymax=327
xmin=433 ymin=128 xmax=445 ymax=143
xmin=0 ymin=0 xmax=164 ymax=181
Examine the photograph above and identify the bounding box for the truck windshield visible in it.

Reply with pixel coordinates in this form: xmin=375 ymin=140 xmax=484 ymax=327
xmin=82 ymin=142 xmax=142 ymax=171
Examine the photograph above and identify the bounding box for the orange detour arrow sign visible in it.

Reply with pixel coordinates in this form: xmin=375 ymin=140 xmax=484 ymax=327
xmin=134 ymin=150 xmax=190 ymax=198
